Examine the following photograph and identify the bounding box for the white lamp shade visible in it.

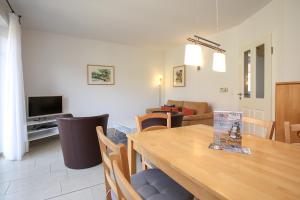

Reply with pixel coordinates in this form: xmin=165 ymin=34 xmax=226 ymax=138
xmin=184 ymin=44 xmax=202 ymax=66
xmin=213 ymin=52 xmax=226 ymax=72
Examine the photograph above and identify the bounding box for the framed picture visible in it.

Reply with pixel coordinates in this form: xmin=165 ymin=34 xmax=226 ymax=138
xmin=87 ymin=65 xmax=115 ymax=85
xmin=173 ymin=65 xmax=185 ymax=87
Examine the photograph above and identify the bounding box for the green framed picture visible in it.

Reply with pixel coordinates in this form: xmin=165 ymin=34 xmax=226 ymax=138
xmin=87 ymin=65 xmax=115 ymax=85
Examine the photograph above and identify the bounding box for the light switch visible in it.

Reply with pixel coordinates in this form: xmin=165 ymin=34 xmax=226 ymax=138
xmin=220 ymin=88 xmax=228 ymax=93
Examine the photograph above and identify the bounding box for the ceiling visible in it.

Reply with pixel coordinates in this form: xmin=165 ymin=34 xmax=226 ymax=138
xmin=10 ymin=0 xmax=271 ymax=49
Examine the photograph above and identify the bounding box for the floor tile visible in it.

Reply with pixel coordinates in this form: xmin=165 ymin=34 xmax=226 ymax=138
xmin=48 ymin=188 xmax=93 ymax=200
xmin=0 ymin=190 xmax=44 ymax=200
xmin=50 ymin=160 xmax=68 ymax=177
xmin=0 ymin=158 xmax=36 ymax=177
xmin=0 ymin=137 xmax=109 ymax=200
xmin=90 ymin=184 xmax=106 ymax=200
xmin=0 ymin=163 xmax=50 ymax=183
xmin=0 ymin=182 xmax=9 ymax=195
xmin=6 ymin=173 xmax=62 ymax=199
xmin=66 ymin=165 xmax=103 ymax=177
xmin=60 ymin=168 xmax=104 ymax=194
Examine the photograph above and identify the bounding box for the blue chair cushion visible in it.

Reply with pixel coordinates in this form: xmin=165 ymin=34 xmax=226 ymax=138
xmin=131 ymin=169 xmax=193 ymax=200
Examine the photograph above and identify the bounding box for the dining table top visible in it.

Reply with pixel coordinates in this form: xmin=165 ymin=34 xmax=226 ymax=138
xmin=127 ymin=124 xmax=300 ymax=200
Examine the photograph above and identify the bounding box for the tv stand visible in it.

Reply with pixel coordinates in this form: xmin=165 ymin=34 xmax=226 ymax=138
xmin=27 ymin=113 xmax=71 ymax=142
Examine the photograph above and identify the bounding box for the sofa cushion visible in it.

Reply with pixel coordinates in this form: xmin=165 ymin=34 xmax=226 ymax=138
xmin=131 ymin=169 xmax=193 ymax=200
xmin=183 ymin=101 xmax=208 ymax=114
xmin=182 ymin=107 xmax=196 ymax=116
xmin=146 ymin=108 xmax=163 ymax=114
xmin=183 ymin=112 xmax=213 ymax=121
xmin=166 ymin=100 xmax=184 ymax=108
xmin=161 ymin=105 xmax=178 ymax=112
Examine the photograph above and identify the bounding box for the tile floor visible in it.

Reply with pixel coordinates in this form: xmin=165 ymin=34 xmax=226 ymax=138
xmin=0 ymin=137 xmax=107 ymax=200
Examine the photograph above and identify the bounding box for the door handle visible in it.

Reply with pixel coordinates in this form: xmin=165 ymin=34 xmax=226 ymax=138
xmin=238 ymin=93 xmax=243 ymax=100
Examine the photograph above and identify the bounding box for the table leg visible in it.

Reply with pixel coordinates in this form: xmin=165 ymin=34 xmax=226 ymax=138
xmin=128 ymin=138 xmax=136 ymax=175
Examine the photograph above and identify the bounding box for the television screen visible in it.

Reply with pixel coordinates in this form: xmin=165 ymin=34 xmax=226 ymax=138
xmin=28 ymin=96 xmax=62 ymax=117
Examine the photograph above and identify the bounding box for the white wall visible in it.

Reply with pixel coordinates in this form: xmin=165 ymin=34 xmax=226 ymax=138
xmin=282 ymin=0 xmax=300 ymax=81
xmin=0 ymin=1 xmax=9 ymax=27
xmin=164 ymin=0 xmax=300 ymax=118
xmin=22 ymin=30 xmax=164 ymax=124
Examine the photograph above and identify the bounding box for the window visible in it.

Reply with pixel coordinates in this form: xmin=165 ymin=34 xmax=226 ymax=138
xmin=244 ymin=50 xmax=251 ymax=98
xmin=256 ymin=44 xmax=265 ymax=98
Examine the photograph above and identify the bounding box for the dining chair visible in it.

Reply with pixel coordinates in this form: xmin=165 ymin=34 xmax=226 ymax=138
xmin=96 ymin=126 xmax=193 ymax=200
xmin=96 ymin=126 xmax=129 ymax=200
xmin=135 ymin=112 xmax=171 ymax=132
xmin=152 ymin=111 xmax=184 ymax=128
xmin=284 ymin=121 xmax=300 ymax=144
xmin=242 ymin=116 xmax=275 ymax=139
xmin=111 ymin=155 xmax=143 ymax=200
xmin=135 ymin=113 xmax=171 ymax=169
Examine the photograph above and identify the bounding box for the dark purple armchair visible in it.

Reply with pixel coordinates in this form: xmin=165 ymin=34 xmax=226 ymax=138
xmin=57 ymin=114 xmax=109 ymax=169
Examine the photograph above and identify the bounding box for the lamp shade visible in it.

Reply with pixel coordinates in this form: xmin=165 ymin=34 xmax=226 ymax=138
xmin=212 ymin=52 xmax=226 ymax=72
xmin=184 ymin=44 xmax=202 ymax=66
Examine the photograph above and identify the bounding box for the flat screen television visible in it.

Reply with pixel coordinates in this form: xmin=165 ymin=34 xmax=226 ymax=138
xmin=28 ymin=96 xmax=62 ymax=117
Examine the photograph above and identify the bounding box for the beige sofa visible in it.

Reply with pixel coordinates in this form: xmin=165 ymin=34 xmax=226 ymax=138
xmin=146 ymin=100 xmax=213 ymax=126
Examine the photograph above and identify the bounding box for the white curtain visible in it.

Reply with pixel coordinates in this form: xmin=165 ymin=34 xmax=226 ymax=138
xmin=1 ymin=13 xmax=28 ymax=160
xmin=0 ymin=27 xmax=8 ymax=154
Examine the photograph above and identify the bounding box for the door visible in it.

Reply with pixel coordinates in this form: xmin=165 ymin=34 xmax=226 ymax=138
xmin=239 ymin=36 xmax=272 ymax=138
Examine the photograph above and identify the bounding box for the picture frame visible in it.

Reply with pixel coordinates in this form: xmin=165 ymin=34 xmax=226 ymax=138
xmin=87 ymin=65 xmax=115 ymax=85
xmin=173 ymin=65 xmax=185 ymax=87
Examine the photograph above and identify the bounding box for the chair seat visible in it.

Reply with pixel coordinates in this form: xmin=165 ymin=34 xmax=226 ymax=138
xmin=131 ymin=169 xmax=193 ymax=200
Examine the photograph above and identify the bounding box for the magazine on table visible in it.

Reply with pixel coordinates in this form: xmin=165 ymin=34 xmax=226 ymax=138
xmin=209 ymin=111 xmax=251 ymax=154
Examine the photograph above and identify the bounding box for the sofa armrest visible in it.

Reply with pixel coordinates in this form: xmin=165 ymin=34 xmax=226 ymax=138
xmin=183 ymin=112 xmax=213 ymax=121
xmin=145 ymin=107 xmax=161 ymax=114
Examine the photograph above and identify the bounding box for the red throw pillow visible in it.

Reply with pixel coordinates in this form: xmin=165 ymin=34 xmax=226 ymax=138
xmin=161 ymin=106 xmax=172 ymax=112
xmin=171 ymin=107 xmax=179 ymax=112
xmin=161 ymin=106 xmax=179 ymax=112
xmin=182 ymin=107 xmax=196 ymax=116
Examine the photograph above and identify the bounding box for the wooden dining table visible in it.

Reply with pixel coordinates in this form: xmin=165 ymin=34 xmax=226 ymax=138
xmin=127 ymin=124 xmax=300 ymax=200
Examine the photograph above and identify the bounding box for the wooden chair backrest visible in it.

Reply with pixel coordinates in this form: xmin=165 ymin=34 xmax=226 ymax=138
xmin=111 ymin=155 xmax=143 ymax=200
xmin=242 ymin=117 xmax=275 ymax=139
xmin=284 ymin=122 xmax=300 ymax=144
xmin=96 ymin=126 xmax=130 ymax=200
xmin=135 ymin=113 xmax=171 ymax=132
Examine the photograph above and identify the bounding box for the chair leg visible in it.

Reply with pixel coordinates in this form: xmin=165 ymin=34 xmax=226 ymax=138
xmin=104 ymin=177 xmax=112 ymax=200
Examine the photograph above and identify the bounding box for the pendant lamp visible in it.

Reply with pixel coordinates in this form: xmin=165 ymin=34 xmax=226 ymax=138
xmin=212 ymin=0 xmax=226 ymax=72
xmin=212 ymin=52 xmax=226 ymax=72
xmin=184 ymin=44 xmax=202 ymax=66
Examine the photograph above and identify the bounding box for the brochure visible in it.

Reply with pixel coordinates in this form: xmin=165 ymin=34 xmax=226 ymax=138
xmin=209 ymin=111 xmax=251 ymax=154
